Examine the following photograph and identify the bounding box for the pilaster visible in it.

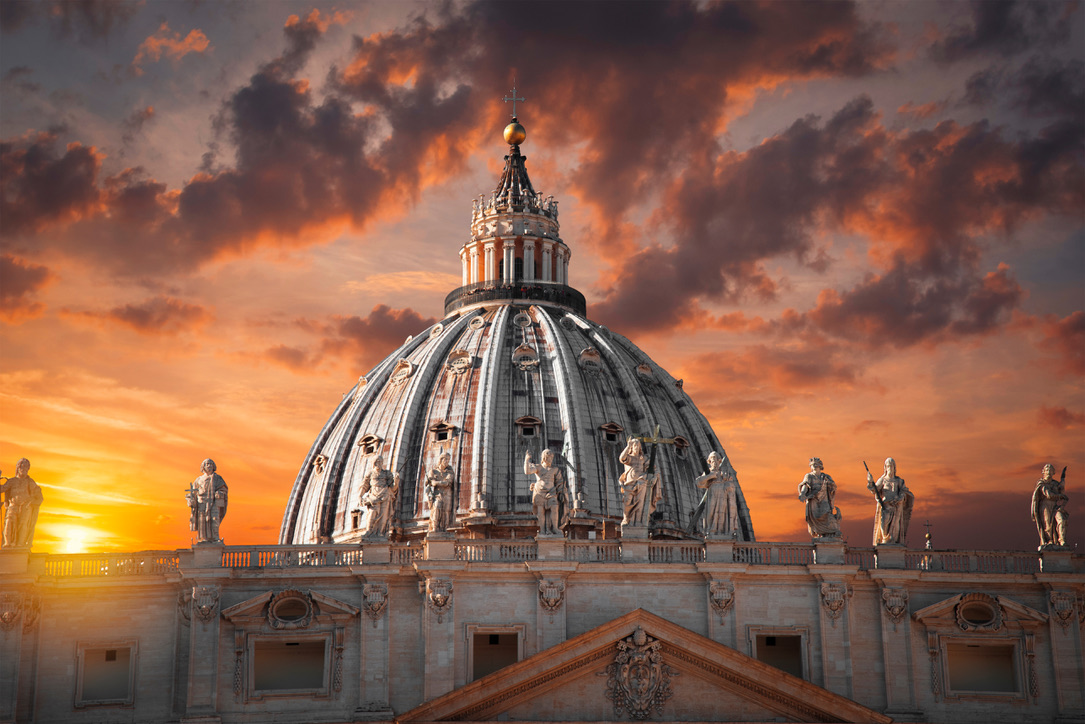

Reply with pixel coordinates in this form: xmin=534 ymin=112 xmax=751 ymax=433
xmin=813 ymin=569 xmax=855 ymax=698
xmin=0 ymin=591 xmax=26 ymax=724
xmin=184 ymin=581 xmax=222 ymax=722
xmin=356 ymin=578 xmax=394 ymax=720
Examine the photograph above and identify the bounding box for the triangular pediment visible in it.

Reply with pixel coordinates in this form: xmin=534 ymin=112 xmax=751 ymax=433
xmin=913 ymin=592 xmax=1047 ymax=631
xmin=398 ymin=608 xmax=890 ymax=723
xmin=221 ymin=588 xmax=359 ymax=625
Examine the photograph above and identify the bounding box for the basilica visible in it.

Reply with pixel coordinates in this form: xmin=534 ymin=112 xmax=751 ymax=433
xmin=0 ymin=116 xmax=1082 ymax=724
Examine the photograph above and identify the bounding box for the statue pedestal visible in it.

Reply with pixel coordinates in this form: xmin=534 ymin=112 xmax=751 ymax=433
xmin=1040 ymin=548 xmax=1073 ymax=573
xmin=362 ymin=542 xmax=390 ymax=565
xmin=620 ymin=525 xmax=649 ymax=562
xmin=814 ymin=540 xmax=846 ymax=565
xmin=190 ymin=542 xmax=224 ymax=569
xmin=874 ymin=544 xmax=906 ymax=569
xmin=536 ymin=534 xmax=566 ymax=561
xmin=704 ymin=539 xmax=734 ymax=563
xmin=0 ymin=550 xmax=29 ymax=575
xmin=424 ymin=532 xmax=456 ymax=561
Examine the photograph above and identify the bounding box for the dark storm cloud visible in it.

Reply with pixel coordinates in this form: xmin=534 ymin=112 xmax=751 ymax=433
xmin=0 ymin=0 xmax=138 ymax=41
xmin=0 ymin=254 xmax=54 ymax=322
xmin=1 ymin=66 xmax=41 ymax=94
xmin=0 ymin=131 xmax=102 ymax=236
xmin=1010 ymin=56 xmax=1085 ymax=118
xmin=593 ymin=95 xmax=1082 ymax=346
xmin=321 ymin=305 xmax=437 ymax=371
xmin=67 ymin=296 xmax=213 ymax=334
xmin=930 ymin=0 xmax=1074 ymax=64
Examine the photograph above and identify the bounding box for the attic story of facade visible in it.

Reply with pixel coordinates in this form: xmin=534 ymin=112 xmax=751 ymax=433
xmin=0 ymin=113 xmax=1083 ymax=724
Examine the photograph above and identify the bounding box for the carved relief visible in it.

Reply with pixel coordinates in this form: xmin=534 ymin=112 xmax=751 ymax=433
xmin=1049 ymin=591 xmax=1076 ymax=631
xmin=512 ymin=312 xmax=532 ymax=328
xmin=424 ymin=579 xmax=453 ymax=623
xmin=267 ymin=589 xmax=314 ymax=630
xmin=954 ymin=592 xmax=1003 ymax=632
xmin=429 ymin=323 xmax=444 ymax=338
xmin=820 ymin=582 xmax=851 ymax=622
xmin=538 ymin=579 xmax=565 ymax=622
xmin=599 ymin=626 xmax=678 ymax=720
xmin=469 ymin=316 xmax=486 ymax=330
xmin=0 ymin=592 xmax=21 ymax=632
xmin=1025 ymin=631 xmax=1038 ymax=698
xmin=560 ymin=315 xmax=578 ymax=331
xmin=708 ymin=581 xmax=735 ymax=621
xmin=177 ymin=588 xmax=192 ymax=622
xmin=21 ymin=593 xmax=40 ymax=632
xmin=333 ymin=627 xmax=345 ymax=693
xmin=313 ymin=454 xmax=328 ymax=475
xmin=390 ymin=359 xmax=414 ymax=384
xmin=635 ymin=363 xmax=654 ymax=380
xmin=927 ymin=632 xmax=942 ymax=701
xmin=881 ymin=587 xmax=909 ymax=624
xmin=363 ymin=583 xmax=388 ymax=627
xmin=192 ymin=586 xmax=220 ymax=623
xmin=233 ymin=630 xmax=244 ymax=698
xmin=578 ymin=347 xmax=604 ymax=375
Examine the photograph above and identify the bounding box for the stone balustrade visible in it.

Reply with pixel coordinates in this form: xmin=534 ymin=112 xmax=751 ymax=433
xmin=19 ymin=542 xmax=1074 ymax=576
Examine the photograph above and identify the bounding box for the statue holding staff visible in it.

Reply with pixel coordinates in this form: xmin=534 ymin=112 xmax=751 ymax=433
xmin=619 ymin=437 xmax=662 ymax=527
xmin=865 ymin=458 xmax=913 ymax=546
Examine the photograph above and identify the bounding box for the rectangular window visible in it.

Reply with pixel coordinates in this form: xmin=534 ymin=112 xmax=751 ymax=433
xmin=754 ymin=634 xmax=804 ymax=679
xmin=253 ymin=639 xmax=327 ymax=692
xmin=472 ymin=633 xmax=519 ymax=680
xmin=947 ymin=643 xmax=1017 ymax=693
xmin=76 ymin=642 xmax=136 ymax=707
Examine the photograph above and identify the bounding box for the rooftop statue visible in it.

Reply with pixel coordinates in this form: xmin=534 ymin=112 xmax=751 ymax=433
xmin=865 ymin=458 xmax=913 ymax=546
xmin=694 ymin=452 xmax=739 ymax=538
xmin=799 ymin=457 xmax=841 ymax=540
xmin=1 ymin=458 xmax=43 ymax=549
xmin=360 ymin=455 xmax=401 ymax=538
xmin=524 ymin=448 xmax=568 ymax=536
xmin=425 ymin=453 xmax=454 ymax=533
xmin=619 ymin=438 xmax=662 ymax=528
xmin=187 ymin=458 xmax=228 ymax=544
xmin=1032 ymin=463 xmax=1070 ymax=550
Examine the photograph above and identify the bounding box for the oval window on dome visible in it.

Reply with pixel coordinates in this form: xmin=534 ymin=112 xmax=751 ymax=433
xmin=429 ymin=323 xmax=445 ymax=338
xmin=512 ymin=344 xmax=539 ymax=370
xmin=560 ymin=316 xmax=578 ymax=331
xmin=390 ymin=359 xmax=414 ymax=384
xmin=579 ymin=347 xmax=604 ymax=375
xmin=636 ymin=363 xmax=654 ymax=380
xmin=447 ymin=349 xmax=473 ymax=374
xmin=513 ymin=312 xmax=532 ymax=328
xmin=469 ymin=316 xmax=486 ymax=330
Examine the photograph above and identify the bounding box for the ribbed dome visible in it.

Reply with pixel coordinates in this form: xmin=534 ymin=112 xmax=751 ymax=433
xmin=279 ymin=114 xmax=755 ymax=544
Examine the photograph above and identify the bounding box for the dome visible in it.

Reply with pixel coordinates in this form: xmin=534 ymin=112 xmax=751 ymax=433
xmin=279 ymin=116 xmax=755 ymax=545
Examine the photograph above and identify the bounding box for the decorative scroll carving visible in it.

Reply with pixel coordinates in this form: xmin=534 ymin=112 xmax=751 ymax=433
xmin=313 ymin=454 xmax=328 ymax=475
xmin=429 ymin=323 xmax=444 ymax=338
xmin=192 ymin=586 xmax=220 ymax=623
xmin=954 ymin=592 xmax=1003 ymax=632
xmin=0 ymin=592 xmax=21 ymax=632
xmin=469 ymin=315 xmax=486 ymax=330
xmin=177 ymin=588 xmax=192 ymax=623
xmin=362 ymin=583 xmax=388 ymax=627
xmin=708 ymin=581 xmax=735 ymax=622
xmin=390 ymin=359 xmax=414 ymax=384
xmin=447 ymin=349 xmax=473 ymax=374
xmin=820 ymin=582 xmax=851 ymax=623
xmin=538 ymin=579 xmax=565 ymax=622
xmin=512 ymin=343 xmax=539 ymax=371
xmin=21 ymin=593 xmax=40 ymax=632
xmin=578 ymin=347 xmax=604 ymax=375
xmin=1025 ymin=632 xmax=1038 ymax=698
xmin=599 ymin=626 xmax=678 ymax=720
xmin=233 ymin=630 xmax=244 ymax=698
xmin=333 ymin=627 xmax=345 ymax=693
xmin=1050 ymin=591 xmax=1076 ymax=631
xmin=424 ymin=579 xmax=453 ymax=623
xmin=928 ymin=633 xmax=942 ymax=701
xmin=881 ymin=587 xmax=909 ymax=624
xmin=267 ymin=589 xmax=313 ymax=630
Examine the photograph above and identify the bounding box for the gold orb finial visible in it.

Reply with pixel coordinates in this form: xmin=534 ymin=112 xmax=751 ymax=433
xmin=504 ymin=117 xmax=526 ymax=146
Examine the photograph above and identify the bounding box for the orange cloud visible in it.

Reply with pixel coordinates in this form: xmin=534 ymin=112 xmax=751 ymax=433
xmin=132 ymin=22 xmax=210 ymax=72
xmin=64 ymin=296 xmax=213 ymax=335
xmin=1037 ymin=404 xmax=1085 ymax=429
xmin=0 ymin=255 xmax=55 ymax=323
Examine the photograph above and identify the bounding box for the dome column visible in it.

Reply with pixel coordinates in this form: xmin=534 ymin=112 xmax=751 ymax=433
xmin=502 ymin=239 xmax=515 ymax=282
xmin=541 ymin=241 xmax=553 ymax=282
xmin=523 ymin=239 xmax=535 ymax=281
xmin=460 ymin=248 xmax=469 ymax=286
xmin=484 ymin=241 xmax=496 ymax=281
xmin=470 ymin=246 xmax=480 ymax=284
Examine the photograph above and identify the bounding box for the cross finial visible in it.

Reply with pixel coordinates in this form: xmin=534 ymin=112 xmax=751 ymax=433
xmin=924 ymin=519 xmax=933 ymax=549
xmin=502 ymin=83 xmax=525 ymax=118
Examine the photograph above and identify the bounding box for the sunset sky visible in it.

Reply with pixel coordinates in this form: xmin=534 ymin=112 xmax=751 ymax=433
xmin=1 ymin=0 xmax=1082 ymax=555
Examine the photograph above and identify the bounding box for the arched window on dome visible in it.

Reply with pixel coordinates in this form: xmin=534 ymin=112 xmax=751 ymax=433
xmin=673 ymin=435 xmax=691 ymax=459
xmin=515 ymin=416 xmax=542 ymax=439
xmin=599 ymin=422 xmax=624 ymax=444
xmin=357 ymin=435 xmax=383 ymax=456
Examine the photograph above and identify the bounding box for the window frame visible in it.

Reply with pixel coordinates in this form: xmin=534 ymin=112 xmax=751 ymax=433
xmin=74 ymin=639 xmax=138 ymax=709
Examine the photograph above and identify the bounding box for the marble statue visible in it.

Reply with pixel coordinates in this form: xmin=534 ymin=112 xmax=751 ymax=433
xmin=694 ymin=452 xmax=739 ymax=537
xmin=618 ymin=438 xmax=662 ymax=527
xmin=1032 ymin=463 xmax=1069 ymax=549
xmin=865 ymin=458 xmax=913 ymax=546
xmin=524 ymin=448 xmax=568 ymax=535
xmin=187 ymin=458 xmax=228 ymax=544
xmin=798 ymin=457 xmax=841 ymax=539
xmin=425 ymin=453 xmax=455 ymax=533
xmin=1 ymin=458 xmax=43 ymax=548
xmin=359 ymin=455 xmax=401 ymax=537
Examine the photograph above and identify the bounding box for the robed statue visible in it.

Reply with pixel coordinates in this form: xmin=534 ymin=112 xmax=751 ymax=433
xmin=359 ymin=455 xmax=400 ymax=537
xmin=619 ymin=438 xmax=662 ymax=527
xmin=524 ymin=448 xmax=568 ymax=535
xmin=187 ymin=458 xmax=228 ymax=543
xmin=1032 ymin=463 xmax=1069 ymax=550
xmin=865 ymin=457 xmax=913 ymax=546
xmin=693 ymin=451 xmax=739 ymax=537
xmin=1 ymin=458 xmax=43 ymax=548
xmin=425 ymin=453 xmax=455 ymax=533
xmin=799 ymin=457 xmax=841 ymax=540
